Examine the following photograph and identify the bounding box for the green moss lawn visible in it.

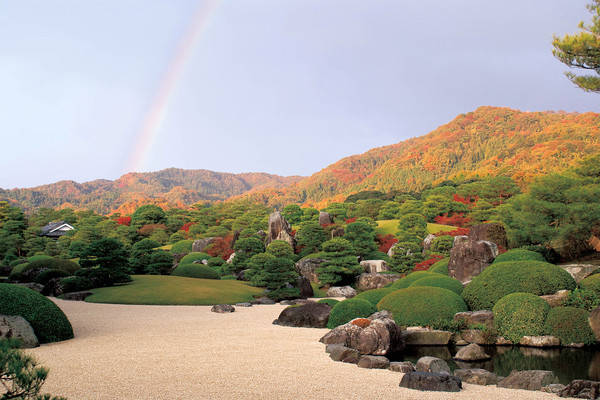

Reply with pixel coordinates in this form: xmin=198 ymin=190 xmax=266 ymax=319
xmin=376 ymin=220 xmax=456 ymax=236
xmin=85 ymin=275 xmax=264 ymax=305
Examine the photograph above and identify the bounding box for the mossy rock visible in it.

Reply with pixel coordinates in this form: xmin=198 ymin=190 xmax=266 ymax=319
xmin=327 ymin=298 xmax=376 ymax=329
xmin=354 ymin=288 xmax=396 ymax=306
xmin=410 ymin=275 xmax=464 ymax=295
xmin=492 ymin=292 xmax=550 ymax=343
xmin=493 ymin=249 xmax=545 ymax=264
xmin=171 ymin=264 xmax=220 ymax=279
xmin=544 ymin=306 xmax=596 ymax=345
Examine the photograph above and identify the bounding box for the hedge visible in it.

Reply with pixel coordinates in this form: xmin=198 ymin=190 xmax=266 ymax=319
xmin=179 ymin=252 xmax=211 ymax=265
xmin=429 ymin=258 xmax=449 ymax=275
xmin=0 ymin=283 xmax=73 ymax=343
xmin=354 ymin=288 xmax=396 ymax=306
xmin=171 ymin=264 xmax=220 ymax=279
xmin=171 ymin=240 xmax=193 ymax=254
xmin=410 ymin=275 xmax=464 ymax=295
xmin=388 ymin=271 xmax=437 ymax=289
xmin=579 ymin=274 xmax=600 ymax=296
xmin=377 ymin=286 xmax=467 ymax=327
xmin=493 ymin=249 xmax=545 ymax=264
xmin=462 ymin=261 xmax=576 ymax=310
xmin=544 ymin=306 xmax=596 ymax=345
xmin=327 ymin=298 xmax=376 ymax=329
xmin=493 ymin=292 xmax=550 ymax=343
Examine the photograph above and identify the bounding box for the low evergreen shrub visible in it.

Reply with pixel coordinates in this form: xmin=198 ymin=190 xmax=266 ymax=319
xmin=544 ymin=306 xmax=595 ymax=345
xmin=327 ymin=298 xmax=376 ymax=328
xmin=60 ymin=276 xmax=94 ymax=293
xmin=493 ymin=249 xmax=545 ymax=264
xmin=170 ymin=240 xmax=193 ymax=254
xmin=354 ymin=288 xmax=395 ymax=306
xmin=388 ymin=271 xmax=437 ymax=289
xmin=429 ymin=258 xmax=449 ymax=275
xmin=493 ymin=292 xmax=550 ymax=343
xmin=580 ymin=274 xmax=600 ymax=296
xmin=35 ymin=269 xmax=69 ymax=285
xmin=179 ymin=252 xmax=212 ymax=265
xmin=171 ymin=264 xmax=220 ymax=279
xmin=410 ymin=275 xmax=464 ymax=295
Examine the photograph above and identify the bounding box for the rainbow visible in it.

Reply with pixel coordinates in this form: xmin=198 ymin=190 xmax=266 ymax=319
xmin=125 ymin=0 xmax=221 ymax=174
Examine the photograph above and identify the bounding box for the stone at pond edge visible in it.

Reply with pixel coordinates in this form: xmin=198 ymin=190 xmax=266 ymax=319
xmin=357 ymin=355 xmax=390 ymax=369
xmin=399 ymin=372 xmax=462 ymax=392
xmin=327 ymin=286 xmax=357 ymax=298
xmin=0 ymin=315 xmax=39 ymax=348
xmin=356 ymin=273 xmax=401 ymax=291
xmin=211 ymin=304 xmax=235 ymax=313
xmin=453 ymin=369 xmax=499 ymax=386
xmin=328 ymin=345 xmax=360 ymax=364
xmin=590 ymin=307 xmax=600 ymax=342
xmin=460 ymin=329 xmax=494 ymax=345
xmin=319 ymin=317 xmax=403 ymax=356
xmin=389 ymin=361 xmax=415 ymax=373
xmin=519 ymin=336 xmax=560 ymax=347
xmin=415 ymin=356 xmax=451 ymax=375
xmin=454 ymin=310 xmax=494 ymax=328
xmin=559 ymin=380 xmax=600 ymax=398
xmin=453 ymin=343 xmax=491 ymax=361
xmin=272 ymin=302 xmax=331 ymax=328
xmin=497 ymin=370 xmax=559 ymax=391
xmin=401 ymin=327 xmax=453 ymax=346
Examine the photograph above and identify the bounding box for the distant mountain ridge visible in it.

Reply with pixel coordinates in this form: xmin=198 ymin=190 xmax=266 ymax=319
xmin=0 ymin=168 xmax=303 ymax=214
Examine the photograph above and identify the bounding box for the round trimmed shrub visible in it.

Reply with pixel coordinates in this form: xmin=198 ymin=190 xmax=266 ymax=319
xmin=493 ymin=292 xmax=550 ymax=343
xmin=354 ymin=288 xmax=396 ymax=306
xmin=8 ymin=262 xmax=30 ymax=281
xmin=544 ymin=306 xmax=596 ymax=345
xmin=462 ymin=261 xmax=576 ymax=310
xmin=171 ymin=240 xmax=193 ymax=254
xmin=179 ymin=252 xmax=211 ymax=265
xmin=377 ymin=286 xmax=467 ymax=327
xmin=35 ymin=269 xmax=70 ymax=285
xmin=171 ymin=264 xmax=220 ymax=279
xmin=579 ymin=274 xmax=600 ymax=296
xmin=429 ymin=258 xmax=449 ymax=275
xmin=327 ymin=298 xmax=376 ymax=328
xmin=493 ymin=249 xmax=545 ymax=264
xmin=410 ymin=275 xmax=464 ymax=295
xmin=27 ymin=255 xmax=53 ymax=263
xmin=60 ymin=276 xmax=93 ymax=293
xmin=317 ymin=298 xmax=339 ymax=307
xmin=0 ymin=283 xmax=73 ymax=343
xmin=389 ymin=271 xmax=437 ymax=289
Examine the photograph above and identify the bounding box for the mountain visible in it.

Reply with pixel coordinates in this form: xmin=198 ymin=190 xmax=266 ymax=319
xmin=0 ymin=169 xmax=303 ymax=214
xmin=240 ymin=107 xmax=600 ymax=208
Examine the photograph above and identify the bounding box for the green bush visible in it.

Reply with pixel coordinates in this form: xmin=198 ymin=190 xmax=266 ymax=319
xmin=410 ymin=275 xmax=464 ymax=295
xmin=492 ymin=292 xmax=550 ymax=343
xmin=0 ymin=283 xmax=73 ymax=343
xmin=9 ymin=258 xmax=80 ymax=282
xmin=35 ymin=269 xmax=69 ymax=285
xmin=544 ymin=306 xmax=596 ymax=345
xmin=431 ymin=236 xmax=454 ymax=254
xmin=27 ymin=255 xmax=53 ymax=263
xmin=171 ymin=264 xmax=220 ymax=279
xmin=170 ymin=240 xmax=193 ymax=254
xmin=327 ymin=298 xmax=376 ymax=328
xmin=388 ymin=271 xmax=437 ymax=289
xmin=377 ymin=286 xmax=468 ymax=327
xmin=60 ymin=276 xmax=94 ymax=293
xmin=8 ymin=262 xmax=30 ymax=281
xmin=317 ymin=298 xmax=339 ymax=307
xmin=462 ymin=261 xmax=576 ymax=310
xmin=429 ymin=258 xmax=449 ymax=275
xmin=580 ymin=274 xmax=600 ymax=296
xmin=354 ymin=288 xmax=395 ymax=306
xmin=564 ymin=288 xmax=600 ymax=311
xmin=179 ymin=252 xmax=211 ymax=265
xmin=493 ymin=249 xmax=545 ymax=264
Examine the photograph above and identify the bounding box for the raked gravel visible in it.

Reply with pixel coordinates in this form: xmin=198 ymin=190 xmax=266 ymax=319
xmin=27 ymin=299 xmax=565 ymax=400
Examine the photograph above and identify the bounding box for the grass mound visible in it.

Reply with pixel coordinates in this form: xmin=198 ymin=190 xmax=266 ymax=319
xmin=389 ymin=271 xmax=437 ymax=289
xmin=410 ymin=275 xmax=463 ymax=295
xmin=0 ymin=283 xmax=73 ymax=343
xmin=354 ymin=288 xmax=395 ymax=306
xmin=327 ymin=298 xmax=376 ymax=328
xmin=493 ymin=292 xmax=549 ymax=343
xmin=172 ymin=264 xmax=220 ymax=279
xmin=493 ymin=249 xmax=545 ymax=264
xmin=429 ymin=258 xmax=449 ymax=275
xmin=544 ymin=306 xmax=596 ymax=345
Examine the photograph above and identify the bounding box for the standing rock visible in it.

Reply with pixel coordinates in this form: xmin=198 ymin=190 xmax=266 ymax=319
xmin=327 ymin=286 xmax=357 ymax=298
xmin=360 ymin=260 xmax=389 ymax=274
xmin=265 ymin=211 xmax=295 ymax=249
xmin=211 ymin=304 xmax=235 ymax=313
xmin=295 ymin=258 xmax=326 ymax=284
xmin=447 ymin=236 xmax=498 ymax=283
xmin=356 ymin=273 xmax=401 ymax=291
xmin=453 ymin=344 xmax=491 ymax=361
xmin=273 ymin=302 xmax=331 ymax=328
xmin=399 ymin=372 xmax=462 ymax=392
xmin=559 ymin=380 xmax=600 ymax=399
xmin=358 ymin=355 xmax=390 ymax=369
xmin=296 ymin=276 xmax=314 ymax=298
xmin=454 ymin=310 xmax=494 ymax=328
xmin=423 ymin=234 xmax=437 ymax=252
xmin=192 ymin=237 xmax=216 ymax=253
xmin=453 ymin=369 xmax=499 ymax=386
xmin=328 ymin=345 xmax=360 ymax=363
xmin=468 ymin=223 xmax=508 ymax=249
xmin=319 ymin=212 xmax=333 ymax=226
xmin=590 ymin=307 xmax=600 ymax=341
xmin=319 ymin=317 xmax=403 ymax=356
xmin=0 ymin=315 xmax=39 ymax=348
xmin=497 ymin=370 xmax=559 ymax=391
xmin=415 ymin=357 xmax=451 ymax=375
xmin=519 ymin=336 xmax=560 ymax=347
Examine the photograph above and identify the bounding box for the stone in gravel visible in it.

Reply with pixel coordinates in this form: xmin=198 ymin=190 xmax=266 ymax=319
xmin=559 ymin=380 xmax=600 ymax=398
xmin=272 ymin=302 xmax=331 ymax=328
xmin=415 ymin=356 xmax=451 ymax=375
xmin=519 ymin=336 xmax=560 ymax=347
xmin=328 ymin=345 xmax=360 ymax=364
xmin=389 ymin=361 xmax=415 ymax=373
xmin=497 ymin=370 xmax=559 ymax=391
xmin=399 ymin=372 xmax=462 ymax=392
xmin=453 ymin=344 xmax=491 ymax=362
xmin=453 ymin=369 xmax=499 ymax=386
xmin=62 ymin=291 xmax=93 ymax=301
xmin=401 ymin=327 xmax=453 ymax=346
xmin=357 ymin=355 xmax=390 ymax=369
xmin=454 ymin=310 xmax=494 ymax=328
xmin=0 ymin=315 xmax=39 ymax=348
xmin=541 ymin=384 xmax=566 ymax=394
xmin=327 ymin=286 xmax=357 ymax=298
xmin=251 ymin=297 xmax=276 ymax=305
xmin=211 ymin=304 xmax=235 ymax=313
xmin=235 ymin=302 xmax=252 ymax=307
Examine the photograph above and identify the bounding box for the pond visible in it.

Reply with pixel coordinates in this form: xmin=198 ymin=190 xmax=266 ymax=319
xmin=396 ymin=345 xmax=600 ymax=385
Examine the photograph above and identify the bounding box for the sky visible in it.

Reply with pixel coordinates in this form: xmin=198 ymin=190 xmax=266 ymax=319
xmin=1 ymin=0 xmax=599 ymax=189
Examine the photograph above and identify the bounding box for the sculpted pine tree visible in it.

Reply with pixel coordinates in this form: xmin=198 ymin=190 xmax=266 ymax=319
xmin=553 ymin=0 xmax=600 ymax=92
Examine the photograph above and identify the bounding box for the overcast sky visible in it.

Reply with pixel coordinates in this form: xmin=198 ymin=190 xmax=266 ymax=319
xmin=1 ymin=0 xmax=599 ymax=189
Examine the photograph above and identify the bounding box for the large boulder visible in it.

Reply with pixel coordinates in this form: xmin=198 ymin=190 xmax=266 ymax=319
xmin=357 ymin=355 xmax=390 ymax=369
xmin=360 ymin=260 xmax=389 ymax=274
xmin=399 ymin=372 xmax=462 ymax=392
xmin=327 ymin=286 xmax=357 ymax=298
xmin=453 ymin=344 xmax=490 ymax=361
xmin=295 ymin=258 xmax=326 ymax=284
xmin=296 ymin=276 xmax=314 ymax=299
xmin=401 ymin=327 xmax=453 ymax=346
xmin=590 ymin=307 xmax=600 ymax=341
xmin=265 ymin=211 xmax=295 ymax=249
xmin=192 ymin=237 xmax=216 ymax=253
xmin=497 ymin=370 xmax=559 ymax=391
xmin=468 ymin=223 xmax=508 ymax=249
xmin=454 ymin=310 xmax=494 ymax=328
xmin=273 ymin=302 xmax=331 ymax=328
xmin=0 ymin=315 xmax=39 ymax=348
xmin=356 ymin=273 xmax=401 ymax=291
xmin=447 ymin=236 xmax=498 ymax=283
xmin=519 ymin=336 xmax=560 ymax=348
xmin=319 ymin=212 xmax=333 ymax=225
xmin=327 ymin=344 xmax=360 ymax=363
xmin=319 ymin=317 xmax=403 ymax=356
xmin=415 ymin=356 xmax=451 ymax=375
xmin=559 ymin=380 xmax=600 ymax=399
xmin=560 ymin=264 xmax=599 ymax=283
xmin=453 ymin=369 xmax=499 ymax=386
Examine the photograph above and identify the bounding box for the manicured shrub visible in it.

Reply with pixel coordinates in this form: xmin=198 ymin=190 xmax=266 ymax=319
xmin=354 ymin=288 xmax=395 ymax=306
xmin=8 ymin=263 xmax=30 ymax=281
xmin=430 ymin=236 xmax=454 ymax=254
xmin=171 ymin=240 xmax=193 ymax=254
xmin=27 ymin=255 xmax=53 ymax=263
xmin=462 ymin=261 xmax=576 ymax=310
xmin=389 ymin=271 xmax=437 ymax=289
xmin=171 ymin=264 xmax=220 ymax=279
xmin=492 ymin=292 xmax=550 ymax=343
xmin=493 ymin=249 xmax=545 ymax=264
xmin=179 ymin=252 xmax=211 ymax=265
xmin=9 ymin=258 xmax=80 ymax=282
xmin=317 ymin=298 xmax=339 ymax=307
xmin=579 ymin=274 xmax=600 ymax=296
xmin=377 ymin=286 xmax=468 ymax=327
xmin=410 ymin=275 xmax=464 ymax=295
xmin=327 ymin=298 xmax=376 ymax=328
xmin=60 ymin=276 xmax=93 ymax=293
xmin=564 ymin=288 xmax=600 ymax=311
xmin=75 ymin=267 xmax=112 ymax=288
xmin=0 ymin=283 xmax=73 ymax=343
xmin=35 ymin=269 xmax=69 ymax=285
xmin=429 ymin=258 xmax=449 ymax=275
xmin=544 ymin=306 xmax=596 ymax=345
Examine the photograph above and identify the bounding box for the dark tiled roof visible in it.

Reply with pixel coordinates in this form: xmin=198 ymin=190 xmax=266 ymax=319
xmin=40 ymin=221 xmax=66 ymax=234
